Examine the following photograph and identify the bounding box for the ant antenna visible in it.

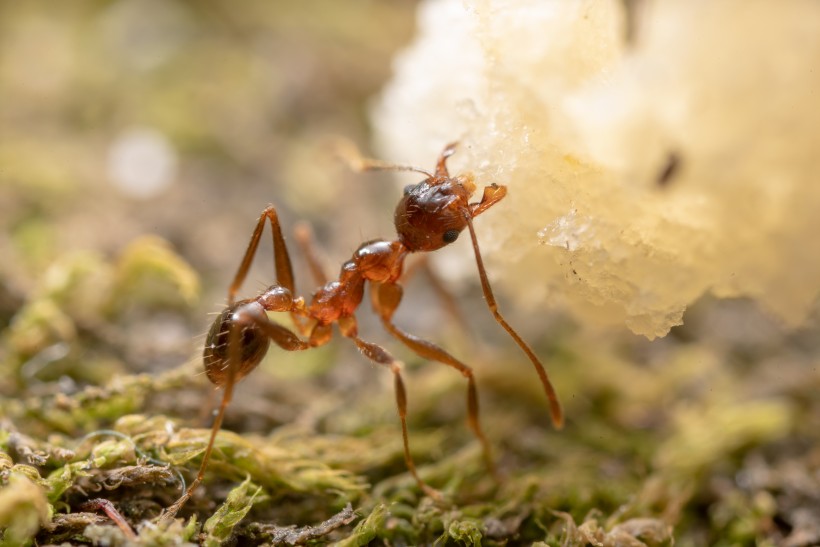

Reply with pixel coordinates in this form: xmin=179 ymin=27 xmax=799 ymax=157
xmin=333 ymin=139 xmax=433 ymax=178
xmin=465 ymin=216 xmax=564 ymax=429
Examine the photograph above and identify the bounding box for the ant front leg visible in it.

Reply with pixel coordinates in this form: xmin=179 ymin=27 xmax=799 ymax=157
xmin=371 ymin=282 xmax=497 ymax=480
xmin=337 ymin=316 xmax=442 ymax=500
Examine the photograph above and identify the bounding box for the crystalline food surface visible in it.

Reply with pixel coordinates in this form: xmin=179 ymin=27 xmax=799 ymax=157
xmin=372 ymin=0 xmax=820 ymax=338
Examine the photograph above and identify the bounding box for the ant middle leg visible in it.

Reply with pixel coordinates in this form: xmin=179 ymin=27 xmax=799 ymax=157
xmin=371 ymin=282 xmax=497 ymax=480
xmin=337 ymin=316 xmax=442 ymax=500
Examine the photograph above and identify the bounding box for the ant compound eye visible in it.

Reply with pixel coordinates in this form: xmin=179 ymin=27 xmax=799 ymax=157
xmin=403 ymin=184 xmax=415 ymax=196
xmin=442 ymin=229 xmax=460 ymax=244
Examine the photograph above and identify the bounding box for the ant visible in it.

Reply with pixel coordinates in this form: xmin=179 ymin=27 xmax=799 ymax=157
xmin=161 ymin=142 xmax=563 ymax=519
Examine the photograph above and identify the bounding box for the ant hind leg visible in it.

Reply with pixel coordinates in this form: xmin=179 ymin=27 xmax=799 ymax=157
xmin=229 ymin=205 xmax=296 ymax=305
xmin=159 ymin=318 xmax=244 ymax=522
xmin=371 ymin=282 xmax=498 ymax=481
xmin=160 ymin=307 xmax=313 ymax=522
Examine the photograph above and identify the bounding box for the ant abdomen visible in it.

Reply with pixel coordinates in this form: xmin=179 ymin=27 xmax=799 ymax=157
xmin=203 ymin=301 xmax=270 ymax=387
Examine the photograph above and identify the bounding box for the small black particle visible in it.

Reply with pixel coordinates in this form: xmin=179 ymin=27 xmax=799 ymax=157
xmin=657 ymin=152 xmax=681 ymax=187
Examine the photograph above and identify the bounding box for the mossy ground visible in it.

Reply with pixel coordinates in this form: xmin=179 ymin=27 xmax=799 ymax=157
xmin=1 ymin=2 xmax=820 ymax=546
xmin=2 ymin=246 xmax=818 ymax=545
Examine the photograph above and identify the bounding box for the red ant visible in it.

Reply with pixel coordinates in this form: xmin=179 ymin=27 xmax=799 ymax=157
xmin=161 ymin=143 xmax=563 ymax=518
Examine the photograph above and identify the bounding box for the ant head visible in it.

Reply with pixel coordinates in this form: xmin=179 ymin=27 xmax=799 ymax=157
xmin=394 ymin=173 xmax=476 ymax=252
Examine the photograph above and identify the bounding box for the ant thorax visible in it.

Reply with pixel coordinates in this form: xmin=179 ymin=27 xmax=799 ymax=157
xmin=308 ymin=239 xmax=406 ymax=325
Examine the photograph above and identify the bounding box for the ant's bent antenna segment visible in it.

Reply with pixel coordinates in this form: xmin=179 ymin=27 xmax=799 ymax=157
xmin=334 ymin=139 xmax=433 ymax=178
xmin=465 ymin=216 xmax=564 ymax=429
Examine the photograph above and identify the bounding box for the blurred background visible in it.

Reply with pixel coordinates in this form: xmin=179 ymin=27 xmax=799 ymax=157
xmin=0 ymin=0 xmax=420 ymax=308
xmin=2 ymin=1 xmax=820 ymax=545
xmin=0 ymin=0 xmax=429 ymax=382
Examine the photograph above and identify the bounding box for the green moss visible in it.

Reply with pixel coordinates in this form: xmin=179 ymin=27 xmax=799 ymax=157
xmin=0 ymin=472 xmax=51 ymax=547
xmin=333 ymin=503 xmax=389 ymax=547
xmin=202 ymin=477 xmax=264 ymax=546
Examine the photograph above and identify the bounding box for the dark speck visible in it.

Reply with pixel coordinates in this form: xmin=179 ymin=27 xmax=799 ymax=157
xmin=657 ymin=151 xmax=681 ymax=187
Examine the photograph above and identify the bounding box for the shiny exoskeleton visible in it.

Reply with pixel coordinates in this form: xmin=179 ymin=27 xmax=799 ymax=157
xmin=162 ymin=143 xmax=563 ymax=518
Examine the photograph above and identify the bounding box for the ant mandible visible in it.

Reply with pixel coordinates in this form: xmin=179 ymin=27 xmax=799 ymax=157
xmin=162 ymin=142 xmax=563 ymax=518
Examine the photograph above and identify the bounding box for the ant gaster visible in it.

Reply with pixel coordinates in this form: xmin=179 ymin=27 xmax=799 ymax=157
xmin=161 ymin=143 xmax=563 ymax=518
